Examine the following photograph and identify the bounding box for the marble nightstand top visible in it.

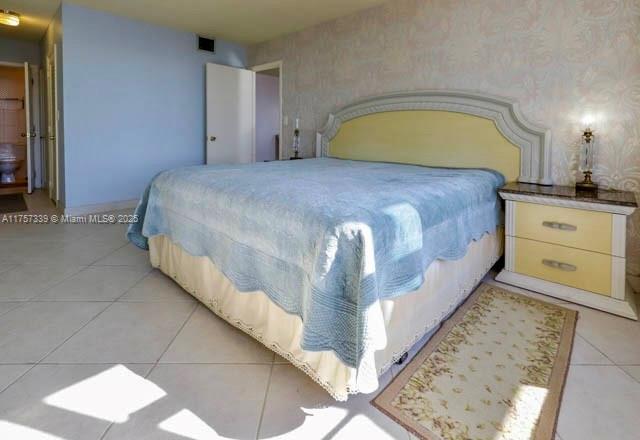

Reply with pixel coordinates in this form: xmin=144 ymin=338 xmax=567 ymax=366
xmin=499 ymin=182 xmax=638 ymax=208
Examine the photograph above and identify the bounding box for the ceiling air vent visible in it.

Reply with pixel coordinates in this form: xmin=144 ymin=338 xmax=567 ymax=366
xmin=198 ymin=37 xmax=215 ymax=53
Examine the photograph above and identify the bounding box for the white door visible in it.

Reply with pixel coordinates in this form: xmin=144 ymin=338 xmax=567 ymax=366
xmin=23 ymin=62 xmax=34 ymax=193
xmin=205 ymin=63 xmax=255 ymax=164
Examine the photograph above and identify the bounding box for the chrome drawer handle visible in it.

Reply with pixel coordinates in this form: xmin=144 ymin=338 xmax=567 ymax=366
xmin=542 ymin=259 xmax=577 ymax=272
xmin=542 ymin=221 xmax=577 ymax=231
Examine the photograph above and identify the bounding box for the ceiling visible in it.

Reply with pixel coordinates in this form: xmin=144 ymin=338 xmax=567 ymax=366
xmin=0 ymin=0 xmax=387 ymax=43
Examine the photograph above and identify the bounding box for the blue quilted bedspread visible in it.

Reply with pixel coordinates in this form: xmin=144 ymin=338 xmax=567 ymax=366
xmin=128 ymin=158 xmax=504 ymax=368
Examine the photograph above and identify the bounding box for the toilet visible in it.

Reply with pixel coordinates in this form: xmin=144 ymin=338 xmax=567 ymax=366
xmin=0 ymin=144 xmax=23 ymax=184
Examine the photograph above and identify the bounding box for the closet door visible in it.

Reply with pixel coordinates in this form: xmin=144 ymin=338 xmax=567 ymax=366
xmin=205 ymin=63 xmax=255 ymax=164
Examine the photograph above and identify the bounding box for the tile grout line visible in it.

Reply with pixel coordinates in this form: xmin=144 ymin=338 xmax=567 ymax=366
xmin=255 ymin=360 xmax=275 ymax=440
xmin=91 ymin=264 xmax=153 ymax=267
xmin=0 ymin=301 xmax=28 ymax=319
xmin=572 ymin=334 xmax=640 ymax=384
xmin=0 ymin=362 xmax=37 ymax=366
xmin=0 ymin=364 xmax=37 ymax=395
xmin=33 ymin=302 xmax=118 ymax=365
xmin=98 ymin=300 xmax=199 ymax=440
xmin=27 ymin=259 xmax=150 ymax=303
xmin=618 ymin=366 xmax=640 ymax=384
xmin=148 ymin=301 xmax=200 ymax=371
xmin=12 ymin=264 xmax=90 ymax=302
xmin=0 ymin=299 xmax=118 ymax=396
xmin=87 ymin=242 xmax=130 ymax=267
xmin=109 ymin=266 xmax=154 ymax=303
xmin=576 ymin=333 xmax=617 ymax=366
xmin=0 ymin=264 xmax=18 ymax=276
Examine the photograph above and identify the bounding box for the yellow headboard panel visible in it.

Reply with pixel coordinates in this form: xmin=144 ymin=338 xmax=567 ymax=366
xmin=316 ymin=91 xmax=553 ymax=185
xmin=328 ymin=110 xmax=520 ymax=182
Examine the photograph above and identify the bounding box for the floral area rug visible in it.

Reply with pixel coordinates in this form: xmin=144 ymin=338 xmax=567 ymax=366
xmin=373 ymin=283 xmax=576 ymax=440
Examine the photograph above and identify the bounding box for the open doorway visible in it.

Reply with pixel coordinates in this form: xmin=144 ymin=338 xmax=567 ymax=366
xmin=0 ymin=61 xmax=41 ymax=197
xmin=252 ymin=61 xmax=282 ymax=161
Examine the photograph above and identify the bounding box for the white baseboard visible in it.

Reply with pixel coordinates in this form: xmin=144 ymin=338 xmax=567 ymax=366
xmin=64 ymin=199 xmax=138 ymax=216
xmin=496 ymin=269 xmax=638 ymax=320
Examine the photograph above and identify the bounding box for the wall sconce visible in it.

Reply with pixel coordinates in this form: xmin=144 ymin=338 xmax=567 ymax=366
xmin=576 ymin=126 xmax=597 ymax=193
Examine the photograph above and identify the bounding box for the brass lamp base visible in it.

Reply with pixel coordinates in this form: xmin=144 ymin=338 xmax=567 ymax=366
xmin=576 ymin=171 xmax=598 ymax=194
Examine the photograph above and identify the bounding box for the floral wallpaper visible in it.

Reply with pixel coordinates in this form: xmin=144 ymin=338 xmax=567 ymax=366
xmin=249 ymin=0 xmax=640 ymax=279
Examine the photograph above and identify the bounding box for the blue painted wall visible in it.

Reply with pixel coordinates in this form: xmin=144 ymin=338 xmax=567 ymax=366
xmin=0 ymin=36 xmax=40 ymax=65
xmin=61 ymin=3 xmax=247 ymax=208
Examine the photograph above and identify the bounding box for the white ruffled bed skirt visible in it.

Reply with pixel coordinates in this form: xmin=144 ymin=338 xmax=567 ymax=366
xmin=148 ymin=230 xmax=502 ymax=401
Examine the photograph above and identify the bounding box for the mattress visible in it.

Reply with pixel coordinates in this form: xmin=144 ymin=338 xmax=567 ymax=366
xmin=149 ymin=228 xmax=503 ymax=400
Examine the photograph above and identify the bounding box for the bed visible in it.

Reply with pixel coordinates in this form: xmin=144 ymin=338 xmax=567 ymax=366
xmin=128 ymin=90 xmax=552 ymax=401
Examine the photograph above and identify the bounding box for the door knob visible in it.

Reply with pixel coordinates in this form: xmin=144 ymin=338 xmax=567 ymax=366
xmin=209 ymin=136 xmax=217 ymax=142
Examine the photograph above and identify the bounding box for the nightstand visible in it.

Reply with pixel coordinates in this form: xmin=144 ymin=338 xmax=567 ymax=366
xmin=496 ymin=183 xmax=638 ymax=319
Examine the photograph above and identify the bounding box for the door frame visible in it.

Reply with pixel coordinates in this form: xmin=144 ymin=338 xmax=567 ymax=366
xmin=44 ymin=45 xmax=60 ymax=204
xmin=45 ymin=54 xmax=55 ymax=200
xmin=0 ymin=61 xmax=40 ymax=193
xmin=251 ymin=61 xmax=283 ymax=160
xmin=23 ymin=62 xmax=33 ymax=194
xmin=28 ymin=65 xmax=42 ymax=189
xmin=38 ymin=66 xmax=47 ymax=189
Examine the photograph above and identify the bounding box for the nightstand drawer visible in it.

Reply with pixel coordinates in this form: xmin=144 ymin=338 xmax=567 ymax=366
xmin=514 ymin=237 xmax=611 ymax=296
xmin=514 ymin=201 xmax=612 ymax=254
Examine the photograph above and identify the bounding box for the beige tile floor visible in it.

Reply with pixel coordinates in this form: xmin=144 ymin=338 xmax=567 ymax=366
xmin=0 ymin=191 xmax=638 ymax=439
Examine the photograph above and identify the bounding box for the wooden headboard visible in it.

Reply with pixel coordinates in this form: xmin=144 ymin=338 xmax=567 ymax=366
xmin=316 ymin=90 xmax=552 ymax=185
